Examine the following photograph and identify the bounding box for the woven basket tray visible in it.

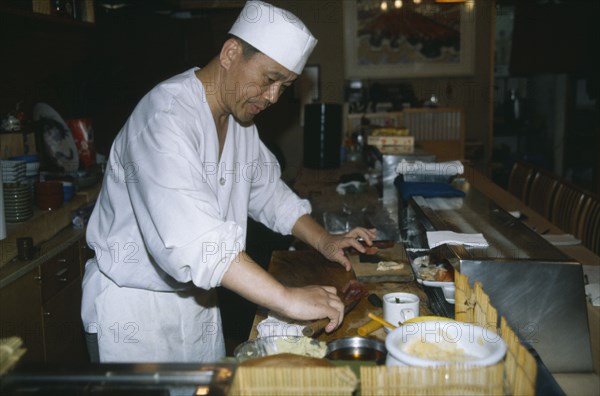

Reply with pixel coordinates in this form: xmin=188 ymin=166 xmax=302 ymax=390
xmin=229 ymin=366 xmax=358 ymax=396
xmin=231 ymin=272 xmax=537 ymax=396
xmin=360 ymin=271 xmax=537 ymax=396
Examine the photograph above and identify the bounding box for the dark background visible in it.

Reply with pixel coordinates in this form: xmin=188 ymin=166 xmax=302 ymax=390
xmin=0 ymin=0 xmax=598 ymax=354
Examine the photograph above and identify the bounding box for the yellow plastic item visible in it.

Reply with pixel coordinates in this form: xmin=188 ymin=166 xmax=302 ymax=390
xmin=357 ymin=320 xmax=384 ymax=336
xmin=367 ymin=313 xmax=397 ymax=330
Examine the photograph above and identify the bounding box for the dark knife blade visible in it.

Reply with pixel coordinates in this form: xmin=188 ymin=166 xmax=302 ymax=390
xmin=347 ymin=240 xmax=395 ymax=255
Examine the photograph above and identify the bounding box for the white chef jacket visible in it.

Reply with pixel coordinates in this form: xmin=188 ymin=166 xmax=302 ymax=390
xmin=82 ymin=68 xmax=311 ymax=362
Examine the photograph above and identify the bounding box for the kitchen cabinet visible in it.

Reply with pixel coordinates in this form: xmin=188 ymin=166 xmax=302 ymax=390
xmin=0 ymin=267 xmax=45 ymax=362
xmin=0 ymin=231 xmax=90 ymax=363
xmin=42 ymin=276 xmax=87 ymax=363
xmin=40 ymin=240 xmax=88 ymax=363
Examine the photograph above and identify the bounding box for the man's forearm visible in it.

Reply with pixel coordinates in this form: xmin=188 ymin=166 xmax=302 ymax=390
xmin=220 ymin=249 xmax=345 ymax=328
xmin=220 ymin=251 xmax=287 ymax=311
xmin=291 ymin=214 xmax=329 ymax=251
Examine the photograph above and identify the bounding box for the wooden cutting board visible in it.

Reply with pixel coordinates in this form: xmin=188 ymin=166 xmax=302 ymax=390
xmin=250 ymin=249 xmax=430 ymax=341
xmin=349 ymin=243 xmax=414 ymax=283
xmin=266 ymin=249 xmax=361 ymax=342
xmin=268 ymin=249 xmax=356 ymax=296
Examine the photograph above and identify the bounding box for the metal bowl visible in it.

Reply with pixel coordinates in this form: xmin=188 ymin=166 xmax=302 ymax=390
xmin=326 ymin=337 xmax=387 ymax=364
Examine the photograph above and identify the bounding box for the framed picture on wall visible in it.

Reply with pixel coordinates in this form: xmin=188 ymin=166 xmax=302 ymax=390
xmin=344 ymin=0 xmax=476 ymax=79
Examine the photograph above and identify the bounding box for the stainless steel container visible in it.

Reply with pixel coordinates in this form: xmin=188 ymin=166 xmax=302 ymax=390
xmin=404 ymin=179 xmax=594 ymax=373
xmin=326 ymin=336 xmax=387 ymax=364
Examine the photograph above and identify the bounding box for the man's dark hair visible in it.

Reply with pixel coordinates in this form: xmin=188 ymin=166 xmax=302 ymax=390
xmin=227 ymin=34 xmax=261 ymax=59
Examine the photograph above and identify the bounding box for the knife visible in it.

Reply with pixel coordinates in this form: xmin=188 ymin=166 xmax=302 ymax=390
xmin=362 ymin=239 xmax=395 ymax=249
xmin=346 ymin=240 xmax=395 ymax=255
xmin=302 ymin=298 xmax=361 ymax=337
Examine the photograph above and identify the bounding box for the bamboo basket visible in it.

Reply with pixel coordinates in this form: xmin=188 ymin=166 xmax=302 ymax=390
xmin=0 ymin=337 xmax=26 ymax=375
xmin=230 ymin=272 xmax=537 ymax=395
xmin=360 ymin=272 xmax=537 ymax=396
xmin=229 ymin=366 xmax=358 ymax=396
xmin=360 ymin=363 xmax=504 ymax=396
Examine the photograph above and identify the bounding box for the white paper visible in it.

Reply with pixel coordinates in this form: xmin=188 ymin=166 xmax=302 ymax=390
xmin=583 ymin=265 xmax=600 ymax=285
xmin=395 ymin=160 xmax=464 ymax=176
xmin=426 ymin=231 xmax=489 ymax=248
xmin=583 ymin=265 xmax=599 ymax=306
xmin=585 ymin=284 xmax=600 ymax=307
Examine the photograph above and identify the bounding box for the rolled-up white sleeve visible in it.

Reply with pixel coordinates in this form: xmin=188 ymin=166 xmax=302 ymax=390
xmin=115 ymin=116 xmax=243 ymax=290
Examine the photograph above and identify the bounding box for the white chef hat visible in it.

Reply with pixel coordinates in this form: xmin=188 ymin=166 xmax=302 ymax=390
xmin=228 ymin=0 xmax=317 ymax=74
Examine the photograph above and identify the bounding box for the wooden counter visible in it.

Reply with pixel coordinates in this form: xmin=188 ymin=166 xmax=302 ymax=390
xmin=247 ymin=162 xmax=600 ymax=395
xmin=248 ymin=248 xmax=432 ymax=343
xmin=462 ymin=165 xmax=600 ymax=267
xmin=1 ymin=182 xmax=101 ymax=268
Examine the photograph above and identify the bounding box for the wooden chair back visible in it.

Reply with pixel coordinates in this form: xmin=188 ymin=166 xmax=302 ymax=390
xmin=579 ymin=194 xmax=600 ymax=255
xmin=507 ymin=161 xmax=535 ymax=203
xmin=527 ymin=169 xmax=560 ymax=219
xmin=402 ymin=108 xmax=465 ymax=161
xmin=551 ymin=181 xmax=588 ymax=237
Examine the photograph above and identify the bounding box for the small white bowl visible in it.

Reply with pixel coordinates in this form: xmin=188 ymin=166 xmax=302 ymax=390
xmin=385 ymin=320 xmax=506 ymax=367
xmin=442 ymin=284 xmax=456 ymax=304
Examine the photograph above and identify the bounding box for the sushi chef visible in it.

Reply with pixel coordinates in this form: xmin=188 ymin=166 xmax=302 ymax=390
xmin=82 ymin=0 xmax=376 ymax=363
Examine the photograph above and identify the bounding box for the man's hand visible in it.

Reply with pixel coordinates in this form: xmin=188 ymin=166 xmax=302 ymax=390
xmin=316 ymin=227 xmax=378 ymax=270
xmin=292 ymin=214 xmax=378 ymax=271
xmin=277 ymin=285 xmax=344 ymax=333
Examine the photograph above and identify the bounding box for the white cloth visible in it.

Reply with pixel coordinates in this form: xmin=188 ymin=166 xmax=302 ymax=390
xmin=82 ymin=68 xmax=311 ymax=362
xmin=426 ymin=231 xmax=489 ymax=248
xmin=335 ymin=181 xmax=366 ymax=195
xmin=395 ymin=160 xmax=464 ymax=176
xmin=583 ymin=265 xmax=600 ymax=307
xmin=228 ymin=1 xmax=317 ymax=74
xmin=256 ymin=313 xmax=309 ymax=338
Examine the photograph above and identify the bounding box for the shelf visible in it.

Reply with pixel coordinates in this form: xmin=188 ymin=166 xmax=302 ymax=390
xmin=0 ymin=5 xmax=95 ymax=28
xmin=0 ymin=182 xmax=101 ymax=268
xmin=170 ymin=0 xmax=245 ymax=9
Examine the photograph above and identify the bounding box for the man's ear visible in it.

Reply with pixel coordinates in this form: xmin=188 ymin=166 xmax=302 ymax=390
xmin=220 ymin=38 xmax=242 ymax=70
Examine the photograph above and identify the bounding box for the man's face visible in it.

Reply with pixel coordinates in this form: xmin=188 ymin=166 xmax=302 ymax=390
xmin=225 ymin=51 xmax=297 ymax=124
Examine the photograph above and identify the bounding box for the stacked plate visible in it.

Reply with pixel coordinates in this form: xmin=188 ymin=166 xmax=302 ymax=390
xmin=1 ymin=160 xmax=27 ymax=184
xmin=9 ymin=155 xmax=40 ymax=182
xmin=3 ymin=183 xmax=33 ymax=223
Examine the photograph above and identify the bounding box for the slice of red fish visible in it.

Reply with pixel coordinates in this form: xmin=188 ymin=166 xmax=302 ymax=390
xmin=342 ymin=279 xmax=369 ymax=303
